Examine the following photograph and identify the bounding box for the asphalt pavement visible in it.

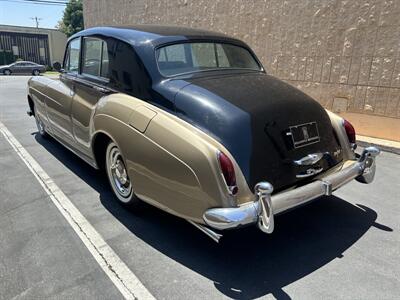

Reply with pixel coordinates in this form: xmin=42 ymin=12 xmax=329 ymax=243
xmin=0 ymin=76 xmax=399 ymax=299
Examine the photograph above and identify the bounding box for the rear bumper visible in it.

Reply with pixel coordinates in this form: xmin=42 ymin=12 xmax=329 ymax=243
xmin=203 ymin=146 xmax=380 ymax=233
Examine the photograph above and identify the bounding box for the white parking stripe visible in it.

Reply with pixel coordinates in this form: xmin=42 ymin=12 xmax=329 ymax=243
xmin=0 ymin=121 xmax=155 ymax=300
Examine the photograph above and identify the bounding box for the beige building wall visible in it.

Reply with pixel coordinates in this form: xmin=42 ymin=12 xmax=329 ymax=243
xmin=83 ymin=0 xmax=400 ymax=141
xmin=47 ymin=29 xmax=68 ymax=64
xmin=0 ymin=25 xmax=67 ymax=64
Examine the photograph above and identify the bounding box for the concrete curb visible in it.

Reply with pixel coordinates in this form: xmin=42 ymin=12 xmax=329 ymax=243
xmin=357 ymin=135 xmax=400 ymax=155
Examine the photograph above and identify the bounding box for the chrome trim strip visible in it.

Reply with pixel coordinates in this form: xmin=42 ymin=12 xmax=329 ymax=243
xmin=203 ymin=146 xmax=380 ymax=233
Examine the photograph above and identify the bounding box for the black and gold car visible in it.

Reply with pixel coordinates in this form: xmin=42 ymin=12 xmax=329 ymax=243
xmin=27 ymin=25 xmax=379 ymax=242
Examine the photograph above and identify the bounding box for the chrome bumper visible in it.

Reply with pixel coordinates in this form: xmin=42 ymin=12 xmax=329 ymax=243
xmin=203 ymin=146 xmax=380 ymax=234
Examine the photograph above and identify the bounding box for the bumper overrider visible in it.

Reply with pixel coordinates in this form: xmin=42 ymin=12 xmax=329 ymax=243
xmin=203 ymin=146 xmax=380 ymax=236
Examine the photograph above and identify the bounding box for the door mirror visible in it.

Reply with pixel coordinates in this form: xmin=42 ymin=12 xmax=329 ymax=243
xmin=53 ymin=62 xmax=62 ymax=72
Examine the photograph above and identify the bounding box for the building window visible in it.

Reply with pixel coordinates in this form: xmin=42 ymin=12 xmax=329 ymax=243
xmin=12 ymin=46 xmax=19 ymax=56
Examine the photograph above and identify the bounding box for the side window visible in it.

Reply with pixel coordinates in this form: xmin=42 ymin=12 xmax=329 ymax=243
xmin=65 ymin=38 xmax=81 ymax=73
xmin=108 ymin=41 xmax=150 ymax=98
xmin=82 ymin=37 xmax=109 ymax=78
xmin=100 ymin=41 xmax=109 ymax=78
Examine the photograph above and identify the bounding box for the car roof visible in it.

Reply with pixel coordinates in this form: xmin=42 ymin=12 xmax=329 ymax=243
xmin=69 ymin=25 xmax=245 ymax=48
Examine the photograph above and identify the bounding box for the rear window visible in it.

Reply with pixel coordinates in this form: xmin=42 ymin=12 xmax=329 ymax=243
xmin=156 ymin=42 xmax=261 ymax=76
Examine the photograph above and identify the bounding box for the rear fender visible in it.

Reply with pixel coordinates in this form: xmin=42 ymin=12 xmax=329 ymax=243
xmin=92 ymin=93 xmax=252 ymax=222
xmin=325 ymin=110 xmax=355 ymax=161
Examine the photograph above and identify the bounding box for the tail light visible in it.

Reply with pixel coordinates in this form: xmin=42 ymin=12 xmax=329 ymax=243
xmin=343 ymin=119 xmax=356 ymax=145
xmin=217 ymin=151 xmax=238 ymax=195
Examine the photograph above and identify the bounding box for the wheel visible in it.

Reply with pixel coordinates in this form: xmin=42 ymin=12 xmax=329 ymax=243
xmin=105 ymin=141 xmax=140 ymax=207
xmin=32 ymin=69 xmax=40 ymax=76
xmin=33 ymin=105 xmax=48 ymax=138
xmin=3 ymin=69 xmax=11 ymax=75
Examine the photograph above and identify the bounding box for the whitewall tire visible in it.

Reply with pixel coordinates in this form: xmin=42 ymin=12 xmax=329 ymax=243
xmin=105 ymin=141 xmax=140 ymax=207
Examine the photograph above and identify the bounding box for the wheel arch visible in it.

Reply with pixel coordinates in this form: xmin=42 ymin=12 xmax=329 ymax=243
xmin=27 ymin=94 xmax=35 ymax=116
xmin=91 ymin=130 xmax=115 ymax=170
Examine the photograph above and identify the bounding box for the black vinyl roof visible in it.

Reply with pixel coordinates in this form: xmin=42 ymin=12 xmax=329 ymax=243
xmin=112 ymin=25 xmax=230 ymax=38
xmin=69 ymin=25 xmax=244 ymax=48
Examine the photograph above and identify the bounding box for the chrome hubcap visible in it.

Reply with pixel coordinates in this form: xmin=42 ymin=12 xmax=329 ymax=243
xmin=108 ymin=147 xmax=132 ymax=198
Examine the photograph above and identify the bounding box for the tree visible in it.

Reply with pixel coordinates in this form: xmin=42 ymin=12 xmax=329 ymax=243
xmin=57 ymin=0 xmax=84 ymax=37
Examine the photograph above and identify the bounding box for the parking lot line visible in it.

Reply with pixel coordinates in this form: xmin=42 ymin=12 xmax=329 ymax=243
xmin=0 ymin=121 xmax=155 ymax=300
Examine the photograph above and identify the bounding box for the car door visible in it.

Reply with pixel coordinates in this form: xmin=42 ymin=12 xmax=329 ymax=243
xmin=26 ymin=62 xmax=36 ymax=74
xmin=21 ymin=62 xmax=32 ymax=74
xmin=71 ymin=36 xmax=111 ymax=157
xmin=11 ymin=62 xmax=25 ymax=74
xmin=44 ymin=37 xmax=81 ymax=146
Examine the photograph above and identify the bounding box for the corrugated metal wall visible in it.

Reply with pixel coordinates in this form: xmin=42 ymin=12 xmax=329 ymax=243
xmin=0 ymin=31 xmax=50 ymax=65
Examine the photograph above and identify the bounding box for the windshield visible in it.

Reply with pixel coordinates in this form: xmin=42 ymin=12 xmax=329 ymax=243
xmin=156 ymin=42 xmax=261 ymax=76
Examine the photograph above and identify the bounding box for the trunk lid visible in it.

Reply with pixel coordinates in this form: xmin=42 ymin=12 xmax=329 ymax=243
xmin=174 ymin=72 xmax=343 ymax=192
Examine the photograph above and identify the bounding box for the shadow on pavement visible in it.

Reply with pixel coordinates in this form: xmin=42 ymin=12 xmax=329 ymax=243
xmin=34 ymin=133 xmax=392 ymax=300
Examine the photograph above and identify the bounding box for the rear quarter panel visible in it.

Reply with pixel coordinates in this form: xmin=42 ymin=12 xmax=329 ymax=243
xmin=93 ymin=94 xmax=253 ymax=223
xmin=326 ymin=110 xmax=355 ymax=161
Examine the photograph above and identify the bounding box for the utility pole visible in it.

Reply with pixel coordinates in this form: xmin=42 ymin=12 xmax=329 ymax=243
xmin=30 ymin=17 xmax=42 ymax=28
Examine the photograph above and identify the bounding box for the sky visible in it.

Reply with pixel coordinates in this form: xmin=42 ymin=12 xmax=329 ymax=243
xmin=0 ymin=0 xmax=65 ymax=29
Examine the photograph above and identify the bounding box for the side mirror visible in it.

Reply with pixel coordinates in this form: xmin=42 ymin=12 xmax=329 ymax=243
xmin=53 ymin=62 xmax=62 ymax=72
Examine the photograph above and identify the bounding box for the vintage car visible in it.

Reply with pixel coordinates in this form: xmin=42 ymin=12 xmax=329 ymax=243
xmin=27 ymin=25 xmax=379 ymax=242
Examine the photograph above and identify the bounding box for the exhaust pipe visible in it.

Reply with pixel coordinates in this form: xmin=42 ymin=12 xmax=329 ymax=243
xmin=187 ymin=220 xmax=223 ymax=243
